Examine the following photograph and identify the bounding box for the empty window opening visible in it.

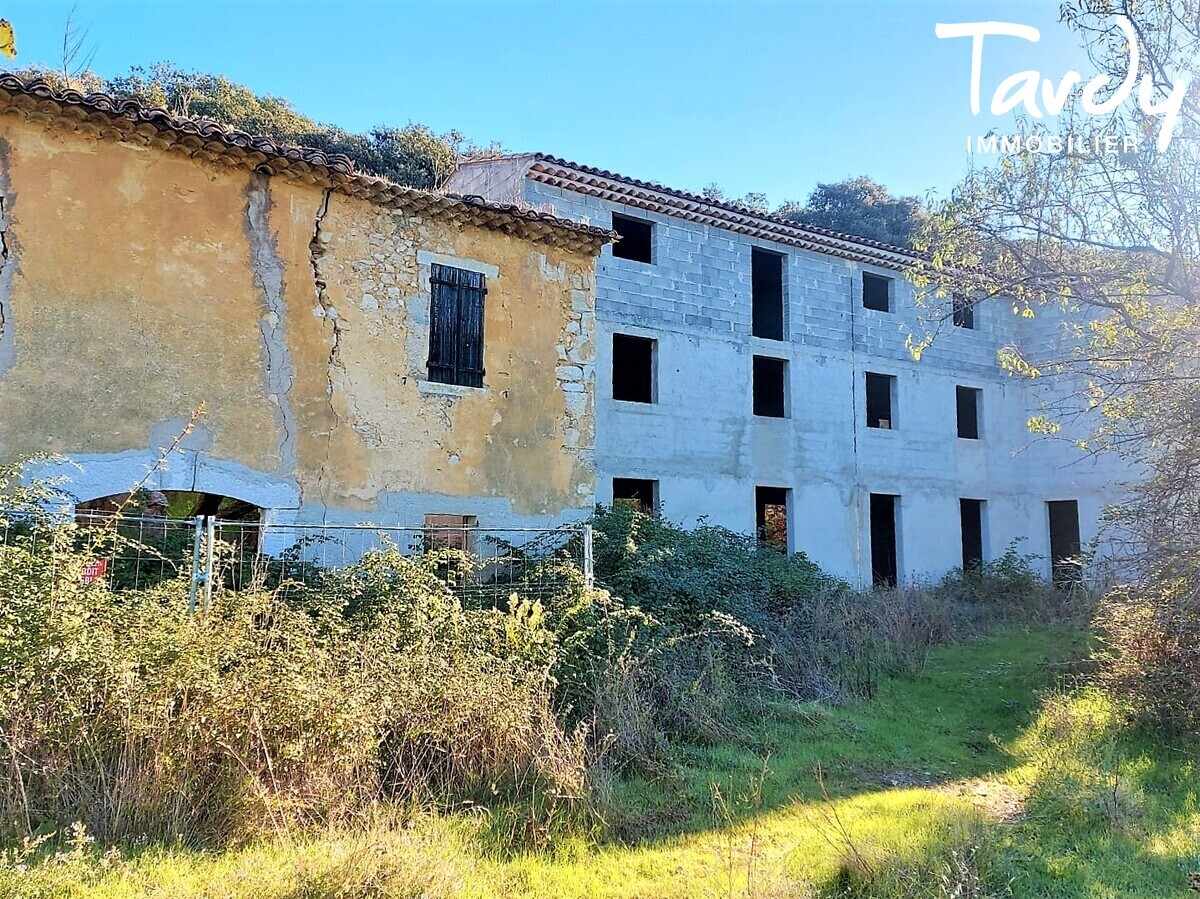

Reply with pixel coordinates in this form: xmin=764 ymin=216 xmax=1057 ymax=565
xmin=870 ymin=493 xmax=899 ymax=587
xmin=612 ymin=334 xmax=655 ymax=403
xmin=611 ymin=213 xmax=653 ymax=263
xmin=957 ymin=386 xmax=982 ymax=439
xmin=427 ymin=263 xmax=486 ymax=388
xmin=424 ymin=513 xmax=478 ymax=552
xmin=862 ymin=272 xmax=892 ymax=312
xmin=756 ymin=486 xmax=790 ymax=553
xmin=865 ymin=372 xmax=895 ymax=429
xmin=960 ymin=499 xmax=985 ymax=570
xmin=613 ymin=478 xmax=658 ymax=513
xmin=953 ymin=294 xmax=976 ymax=329
xmin=1048 ymin=500 xmax=1082 ymax=587
xmin=753 ymin=356 xmax=787 ymax=417
xmin=752 ymin=248 xmax=785 ymax=340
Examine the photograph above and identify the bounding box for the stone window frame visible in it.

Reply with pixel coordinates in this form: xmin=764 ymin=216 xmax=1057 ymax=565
xmin=416 ymin=251 xmax=500 ymax=397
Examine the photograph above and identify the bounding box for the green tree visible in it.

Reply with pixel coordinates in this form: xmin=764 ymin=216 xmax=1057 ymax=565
xmin=14 ymin=61 xmax=464 ymax=189
xmin=912 ymin=3 xmax=1200 ymax=732
xmin=699 ymin=181 xmax=770 ymax=213
xmin=777 ymin=177 xmax=926 ymax=248
xmin=106 ymin=63 xmax=315 ymax=136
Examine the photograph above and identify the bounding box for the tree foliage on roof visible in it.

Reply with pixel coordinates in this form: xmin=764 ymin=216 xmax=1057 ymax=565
xmin=14 ymin=62 xmax=476 ymax=189
xmin=776 ymin=176 xmax=927 ymax=249
xmin=699 ymin=181 xmax=770 ymax=214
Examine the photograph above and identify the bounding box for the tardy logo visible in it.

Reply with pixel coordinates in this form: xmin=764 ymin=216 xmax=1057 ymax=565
xmin=936 ymin=18 xmax=1191 ymax=152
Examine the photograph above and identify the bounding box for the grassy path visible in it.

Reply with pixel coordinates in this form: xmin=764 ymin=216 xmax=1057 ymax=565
xmin=498 ymin=625 xmax=1085 ymax=897
xmin=6 ymin=625 xmax=1197 ymax=898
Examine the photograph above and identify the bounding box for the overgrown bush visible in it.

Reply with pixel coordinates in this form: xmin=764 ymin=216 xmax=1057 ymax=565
xmin=580 ymin=507 xmax=1064 ymax=768
xmin=0 ymin=481 xmax=1069 ymax=848
xmin=938 ymin=542 xmax=1067 ymax=617
xmin=1093 ymin=569 xmax=1200 ymax=737
xmin=0 ymin=525 xmax=584 ymax=845
xmin=591 ymin=505 xmax=835 ymax=627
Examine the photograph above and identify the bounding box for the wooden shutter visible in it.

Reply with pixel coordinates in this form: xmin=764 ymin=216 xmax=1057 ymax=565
xmin=456 ymin=269 xmax=485 ymax=388
xmin=428 ymin=264 xmax=486 ymax=388
xmin=428 ymin=264 xmax=457 ymax=384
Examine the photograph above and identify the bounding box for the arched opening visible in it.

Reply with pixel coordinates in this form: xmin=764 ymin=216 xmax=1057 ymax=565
xmin=75 ymin=490 xmax=263 ymax=522
xmin=72 ymin=491 xmax=266 ymax=590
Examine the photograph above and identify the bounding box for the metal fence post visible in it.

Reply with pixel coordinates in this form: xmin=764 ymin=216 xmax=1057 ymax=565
xmin=583 ymin=523 xmax=594 ymax=590
xmin=187 ymin=515 xmax=204 ymax=613
xmin=202 ymin=515 xmax=216 ymax=612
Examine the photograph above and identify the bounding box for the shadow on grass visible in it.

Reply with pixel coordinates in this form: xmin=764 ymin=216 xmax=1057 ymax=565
xmin=508 ymin=624 xmax=1198 ymax=899
xmin=577 ymin=624 xmax=1198 ymax=899
xmin=601 ymin=624 xmax=1088 ymax=846
xmin=7 ymin=625 xmax=1195 ymax=899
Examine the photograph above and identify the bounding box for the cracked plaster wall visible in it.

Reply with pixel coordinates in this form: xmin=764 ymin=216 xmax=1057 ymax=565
xmin=0 ymin=118 xmax=597 ymax=524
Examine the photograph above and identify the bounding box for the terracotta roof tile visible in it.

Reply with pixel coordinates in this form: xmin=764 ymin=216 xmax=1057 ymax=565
xmin=0 ymin=76 xmax=615 ymax=255
xmin=464 ymin=152 xmax=924 ymax=269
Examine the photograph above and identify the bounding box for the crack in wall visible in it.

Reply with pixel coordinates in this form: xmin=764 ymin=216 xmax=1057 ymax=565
xmin=0 ymin=139 xmax=16 ymax=381
xmin=245 ymin=172 xmax=299 ymax=478
xmin=0 ymin=199 xmax=11 ymax=373
xmin=309 ymin=187 xmax=340 ymax=520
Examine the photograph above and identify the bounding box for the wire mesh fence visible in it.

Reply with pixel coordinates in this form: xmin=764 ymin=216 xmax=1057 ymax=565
xmin=0 ymin=509 xmax=592 ymax=609
xmin=209 ymin=519 xmax=591 ymax=605
xmin=0 ymin=510 xmax=203 ymax=592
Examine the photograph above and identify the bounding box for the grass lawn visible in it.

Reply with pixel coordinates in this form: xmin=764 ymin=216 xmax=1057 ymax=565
xmin=5 ymin=624 xmax=1197 ymax=898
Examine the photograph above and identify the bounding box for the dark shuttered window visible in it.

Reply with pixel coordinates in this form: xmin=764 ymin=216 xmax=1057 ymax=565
xmin=428 ymin=264 xmax=486 ymax=388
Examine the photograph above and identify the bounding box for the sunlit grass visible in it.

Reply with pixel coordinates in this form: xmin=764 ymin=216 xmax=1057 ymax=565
xmin=5 ymin=624 xmax=1196 ymax=899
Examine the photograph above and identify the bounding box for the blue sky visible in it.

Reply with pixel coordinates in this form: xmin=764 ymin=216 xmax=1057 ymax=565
xmin=5 ymin=0 xmax=1092 ymax=206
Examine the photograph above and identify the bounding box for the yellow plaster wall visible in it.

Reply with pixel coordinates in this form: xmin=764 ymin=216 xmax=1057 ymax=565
xmin=0 ymin=119 xmax=281 ymax=473
xmin=0 ymin=118 xmax=597 ymax=517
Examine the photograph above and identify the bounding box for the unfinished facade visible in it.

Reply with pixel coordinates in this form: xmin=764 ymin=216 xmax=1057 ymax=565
xmin=0 ymin=78 xmax=611 ymax=533
xmin=450 ymin=154 xmax=1128 ymax=586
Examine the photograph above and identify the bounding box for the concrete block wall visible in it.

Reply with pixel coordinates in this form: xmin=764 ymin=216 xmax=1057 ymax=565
xmin=522 ymin=178 xmax=1129 ymax=586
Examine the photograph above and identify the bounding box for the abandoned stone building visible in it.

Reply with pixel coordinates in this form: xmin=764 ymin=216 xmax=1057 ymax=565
xmin=449 ymin=154 xmax=1129 ymax=585
xmin=0 ymin=73 xmax=1128 ymax=587
xmin=0 ymin=77 xmax=612 ymax=538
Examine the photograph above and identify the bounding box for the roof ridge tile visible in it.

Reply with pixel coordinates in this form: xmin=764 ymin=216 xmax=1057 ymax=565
xmin=463 ymin=151 xmax=924 ymax=267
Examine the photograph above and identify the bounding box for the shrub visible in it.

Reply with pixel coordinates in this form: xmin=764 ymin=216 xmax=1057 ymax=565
xmin=1094 ymin=571 xmax=1200 ymax=736
xmin=582 ymin=507 xmax=831 ymax=764
xmin=0 ymin=482 xmax=1071 ymax=847
xmin=0 ymin=529 xmax=584 ymax=845
xmin=581 ymin=507 xmax=1065 ymax=767
xmin=937 ymin=542 xmax=1066 ymax=619
xmin=591 ymin=504 xmax=834 ymax=629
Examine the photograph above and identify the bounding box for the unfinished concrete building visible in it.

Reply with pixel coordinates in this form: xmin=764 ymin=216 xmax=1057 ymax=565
xmin=0 ymin=78 xmax=612 ymax=535
xmin=450 ymin=154 xmax=1129 ymax=585
xmin=0 ymin=73 xmax=1128 ymax=586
